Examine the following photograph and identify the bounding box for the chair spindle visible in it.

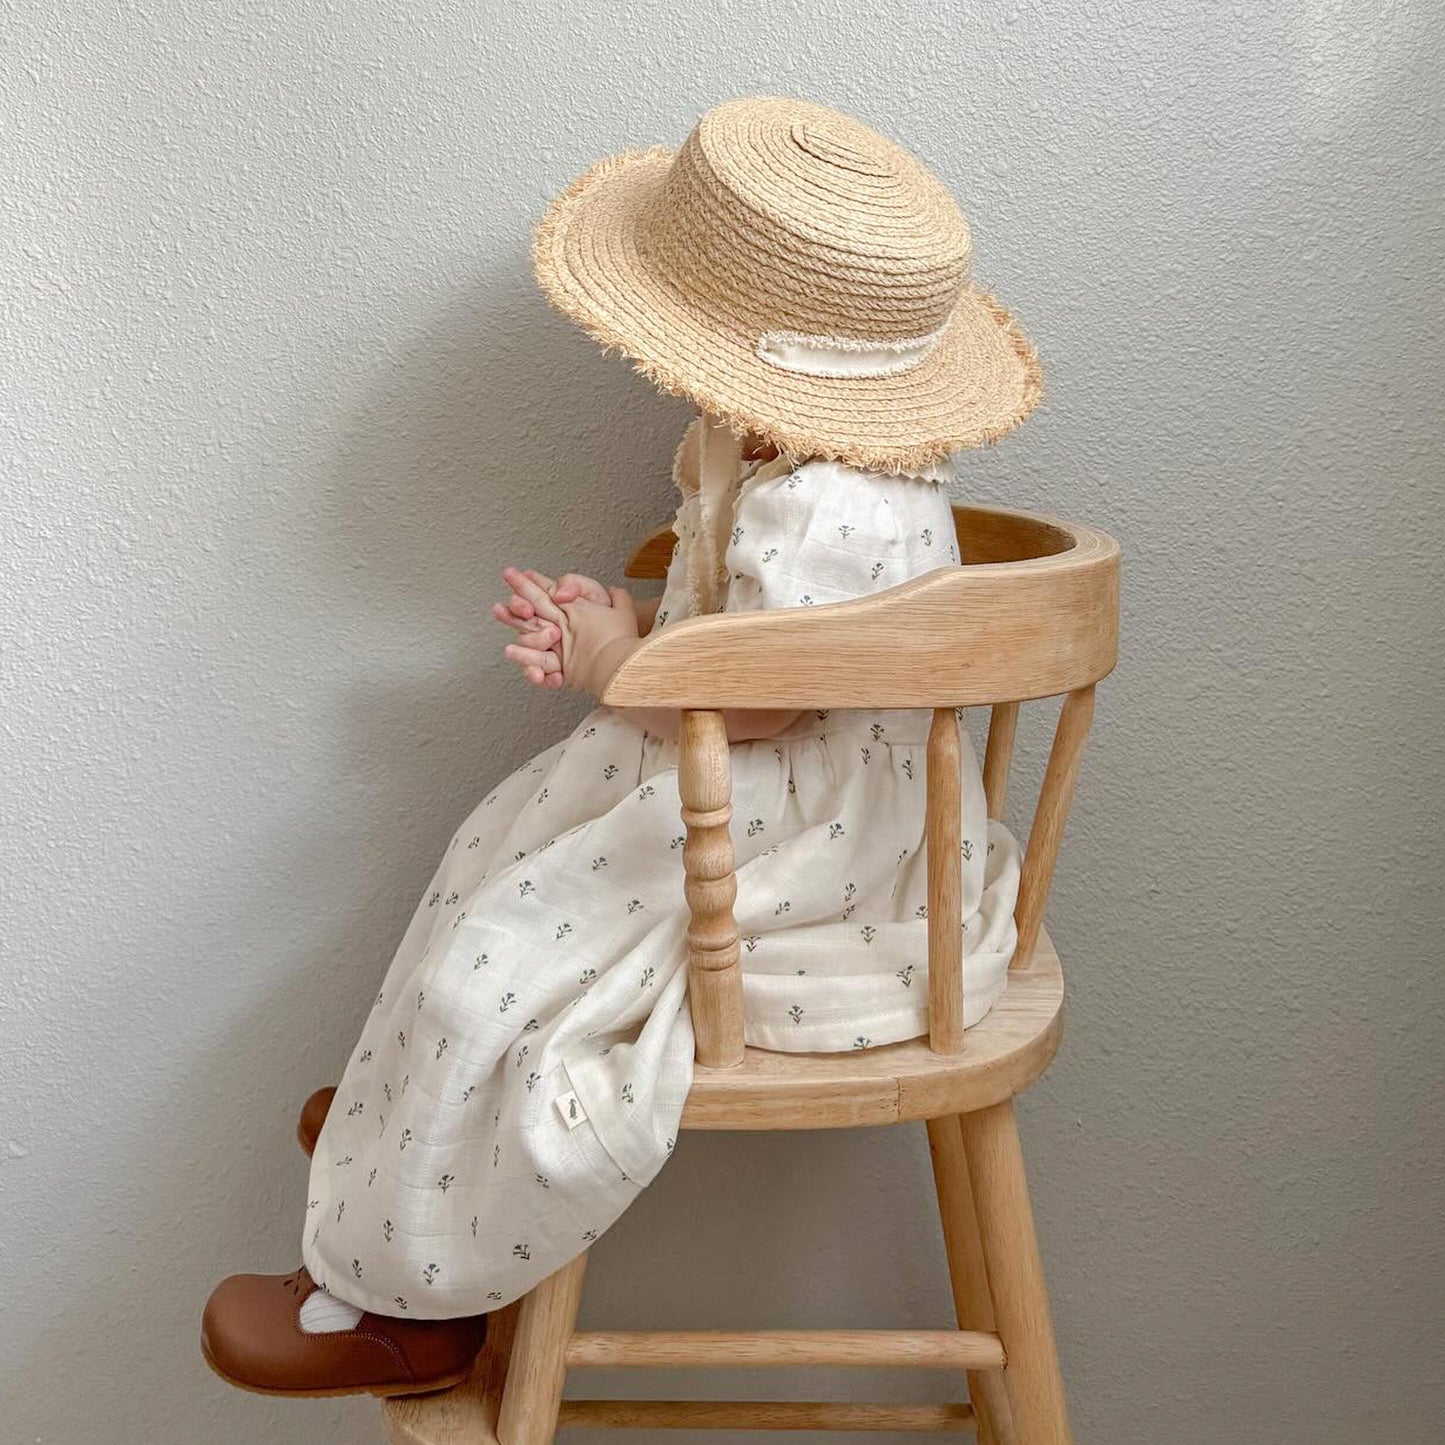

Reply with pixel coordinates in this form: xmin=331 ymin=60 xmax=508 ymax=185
xmin=679 ymin=709 xmax=745 ymax=1068
xmin=1012 ymin=685 xmax=1096 ymax=969
xmin=926 ymin=706 xmax=966 ymax=1055
xmin=982 ymin=701 xmax=1020 ymax=822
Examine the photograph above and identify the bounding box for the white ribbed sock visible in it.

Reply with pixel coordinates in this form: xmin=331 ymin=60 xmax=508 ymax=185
xmin=299 ymin=1289 xmax=365 ymax=1334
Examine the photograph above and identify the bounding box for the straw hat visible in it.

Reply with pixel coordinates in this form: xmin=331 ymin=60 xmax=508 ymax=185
xmin=532 ymin=96 xmax=1041 ymax=475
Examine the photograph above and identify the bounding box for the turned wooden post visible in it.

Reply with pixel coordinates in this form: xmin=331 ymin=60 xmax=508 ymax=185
xmin=679 ymin=708 xmax=745 ymax=1068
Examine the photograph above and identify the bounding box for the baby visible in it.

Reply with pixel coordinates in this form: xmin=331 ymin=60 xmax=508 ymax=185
xmin=203 ymin=96 xmax=1039 ymax=1401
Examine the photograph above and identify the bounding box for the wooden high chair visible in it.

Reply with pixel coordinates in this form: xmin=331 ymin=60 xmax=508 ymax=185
xmin=386 ymin=501 xmax=1119 ymax=1445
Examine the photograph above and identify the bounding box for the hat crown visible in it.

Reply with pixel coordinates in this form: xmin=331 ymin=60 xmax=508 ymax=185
xmin=639 ymin=98 xmax=973 ymax=345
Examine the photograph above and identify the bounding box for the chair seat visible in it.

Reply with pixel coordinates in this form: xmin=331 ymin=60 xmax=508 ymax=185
xmin=681 ymin=932 xmax=1064 ymax=1132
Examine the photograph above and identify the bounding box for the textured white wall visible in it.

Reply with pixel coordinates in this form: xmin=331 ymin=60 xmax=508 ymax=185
xmin=2 ymin=2 xmax=1443 ymax=1442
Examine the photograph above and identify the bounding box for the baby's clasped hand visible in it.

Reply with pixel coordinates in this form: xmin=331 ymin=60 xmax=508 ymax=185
xmin=495 ymin=566 xmax=642 ymax=697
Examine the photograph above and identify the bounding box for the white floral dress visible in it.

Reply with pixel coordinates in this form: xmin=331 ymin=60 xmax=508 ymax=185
xmin=302 ymin=447 xmax=1022 ymax=1318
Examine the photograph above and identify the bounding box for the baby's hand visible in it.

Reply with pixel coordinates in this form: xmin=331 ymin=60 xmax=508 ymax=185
xmin=496 ymin=567 xmax=640 ymax=697
xmin=492 ymin=569 xmax=609 ymax=637
xmin=495 ymin=567 xmax=569 ymax=690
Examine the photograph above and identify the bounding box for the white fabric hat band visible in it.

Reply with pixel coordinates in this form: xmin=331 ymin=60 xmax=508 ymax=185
xmin=755 ymin=325 xmax=946 ymax=379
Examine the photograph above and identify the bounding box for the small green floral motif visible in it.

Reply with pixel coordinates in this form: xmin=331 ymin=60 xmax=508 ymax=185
xmin=435 ymin=1037 xmax=448 ymax=1059
xmin=747 ymin=818 xmax=765 ymax=836
xmin=555 ymin=922 xmax=573 ymax=940
xmin=788 ymin=1005 xmax=804 ymax=1025
xmin=474 ymin=953 xmax=490 ymax=969
xmin=513 ymin=1244 xmax=531 ymax=1261
xmin=438 ymin=1174 xmax=454 ymax=1192
xmin=896 ymin=965 xmax=916 ymax=989
xmin=591 ymin=856 xmax=608 ymax=870
xmin=399 ymin=1129 xmax=412 ymax=1150
xmin=853 ymin=1036 xmax=873 ymax=1050
xmin=640 ymin=966 xmax=655 ymax=988
xmin=383 ymin=1219 xmax=394 ymax=1241
xmin=828 ymin=822 xmax=845 ymax=839
xmin=499 ymin=992 xmax=516 ymax=1012
xmin=525 ymin=1072 xmax=541 ymax=1092
xmin=861 ymin=925 xmax=877 ymax=944
xmin=621 ymin=1083 xmax=635 ymax=1104
xmin=423 ymin=1263 xmax=440 ymax=1284
xmin=961 ymin=840 xmax=974 ymax=861
xmin=518 ymin=879 xmax=535 ymax=898
xmin=352 ymin=1258 xmax=362 ymax=1278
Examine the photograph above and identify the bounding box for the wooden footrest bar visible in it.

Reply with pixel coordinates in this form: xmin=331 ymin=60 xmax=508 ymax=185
xmin=557 ymin=1399 xmax=976 ymax=1432
xmin=565 ymin=1329 xmax=1004 ymax=1371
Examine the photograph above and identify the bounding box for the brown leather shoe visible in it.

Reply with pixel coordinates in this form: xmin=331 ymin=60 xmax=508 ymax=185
xmin=296 ymin=1086 xmax=336 ymax=1157
xmin=201 ymin=1267 xmax=487 ymax=1398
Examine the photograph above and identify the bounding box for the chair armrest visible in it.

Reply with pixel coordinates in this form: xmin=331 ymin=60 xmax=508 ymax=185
xmin=601 ymin=529 xmax=1118 ymax=712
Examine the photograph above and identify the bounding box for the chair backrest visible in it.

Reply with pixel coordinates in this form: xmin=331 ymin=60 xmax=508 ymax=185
xmin=607 ymin=503 xmax=1120 ymax=1068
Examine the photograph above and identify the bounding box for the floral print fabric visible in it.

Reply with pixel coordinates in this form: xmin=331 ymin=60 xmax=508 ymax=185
xmin=302 ymin=454 xmax=1021 ymax=1318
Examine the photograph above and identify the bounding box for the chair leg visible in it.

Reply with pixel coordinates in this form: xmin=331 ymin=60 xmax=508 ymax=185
xmin=927 ymin=1116 xmax=1015 ymax=1445
xmin=958 ymin=1100 xmax=1071 ymax=1445
xmin=496 ymin=1252 xmax=588 ymax=1445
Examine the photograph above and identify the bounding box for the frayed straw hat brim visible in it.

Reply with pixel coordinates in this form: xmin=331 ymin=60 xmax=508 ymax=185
xmin=533 ymin=146 xmax=1042 ymax=474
